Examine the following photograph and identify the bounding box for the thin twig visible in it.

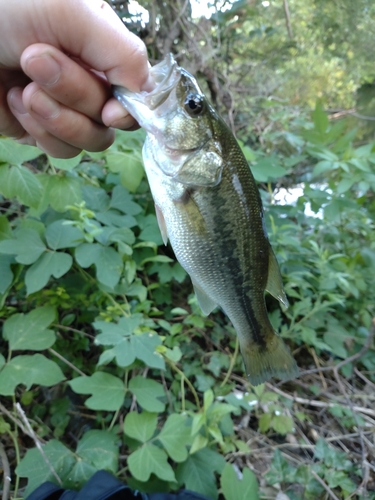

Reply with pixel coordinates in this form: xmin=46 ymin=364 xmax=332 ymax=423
xmin=0 ymin=441 xmax=11 ymax=500
xmin=311 ymin=470 xmax=341 ymax=500
xmin=300 ymin=320 xmax=375 ymax=377
xmin=14 ymin=403 xmax=62 ymax=486
xmin=282 ymin=0 xmax=293 ymax=38
xmin=267 ymin=384 xmax=375 ymax=417
xmin=0 ymin=403 xmax=30 ymax=437
xmin=48 ymin=348 xmax=86 ymax=376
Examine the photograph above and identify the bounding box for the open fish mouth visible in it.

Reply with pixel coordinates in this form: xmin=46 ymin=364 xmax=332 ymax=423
xmin=112 ymin=54 xmax=181 ymax=111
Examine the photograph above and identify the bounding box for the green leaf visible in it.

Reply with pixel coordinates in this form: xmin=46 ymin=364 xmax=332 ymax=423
xmin=16 ymin=440 xmax=75 ymax=498
xmin=176 ymin=448 xmax=225 ymax=499
xmin=0 ymin=354 xmax=65 ymax=396
xmin=0 ymin=254 xmax=14 ymax=293
xmin=0 ymin=228 xmax=46 ymax=264
xmin=128 ymin=443 xmax=176 ymax=482
xmin=124 ymin=411 xmax=158 ymax=442
xmin=69 ymin=372 xmax=125 ymax=411
xmin=3 ymin=306 xmax=56 ymax=351
xmin=75 ymin=243 xmax=123 ymax=288
xmin=250 ymin=157 xmax=287 ymax=182
xmin=40 ymin=175 xmax=82 ymax=212
xmin=157 ymin=414 xmax=192 ymax=462
xmin=25 ymin=251 xmax=73 ymax=294
xmin=47 ymin=153 xmax=83 ymax=171
xmin=128 ymin=376 xmax=165 ymax=412
xmin=45 ymin=220 xmax=83 ymax=249
xmin=312 ymin=101 xmax=329 ymax=134
xmin=106 ymin=153 xmax=144 ymax=192
xmin=0 ymin=138 xmax=41 ymax=164
xmin=0 ymin=216 xmax=12 ymax=241
xmin=110 ymin=185 xmax=142 ymax=215
xmin=271 ymin=414 xmax=294 ymax=435
xmin=76 ymin=430 xmax=118 ymax=473
xmin=221 ymin=463 xmax=259 ymax=500
xmin=0 ymin=165 xmax=43 ymax=207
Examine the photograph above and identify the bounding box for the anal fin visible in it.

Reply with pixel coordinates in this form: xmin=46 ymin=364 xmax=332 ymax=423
xmin=155 ymin=204 xmax=168 ymax=246
xmin=266 ymin=246 xmax=289 ymax=308
xmin=192 ymin=281 xmax=218 ymax=316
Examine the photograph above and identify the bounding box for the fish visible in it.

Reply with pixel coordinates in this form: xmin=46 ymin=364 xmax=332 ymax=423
xmin=113 ymin=54 xmax=298 ymax=385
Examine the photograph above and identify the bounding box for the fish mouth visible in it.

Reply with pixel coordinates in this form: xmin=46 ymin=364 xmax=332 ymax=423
xmin=112 ymin=54 xmax=181 ymax=111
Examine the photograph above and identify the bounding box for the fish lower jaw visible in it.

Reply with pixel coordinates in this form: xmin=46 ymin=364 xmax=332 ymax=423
xmin=163 ymin=145 xmax=197 ymax=159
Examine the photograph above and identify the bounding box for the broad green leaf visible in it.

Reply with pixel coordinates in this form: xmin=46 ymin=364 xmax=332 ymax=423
xmin=176 ymin=448 xmax=225 ymax=499
xmin=190 ymin=434 xmax=208 ymax=455
xmin=25 ymin=251 xmax=73 ymax=294
xmin=75 ymin=243 xmax=123 ymax=288
xmin=0 ymin=216 xmax=12 ymax=241
xmin=45 ymin=220 xmax=83 ymax=249
xmin=0 ymin=228 xmax=46 ymax=264
xmin=271 ymin=414 xmax=294 ymax=435
xmin=69 ymin=372 xmax=125 ymax=411
xmin=16 ymin=440 xmax=75 ymax=498
xmin=82 ymin=185 xmax=110 ymax=212
xmin=221 ymin=463 xmax=259 ymax=500
xmin=0 ymin=354 xmax=5 ymax=371
xmin=76 ymin=430 xmax=118 ymax=472
xmin=0 ymin=354 xmax=65 ymax=395
xmin=128 ymin=443 xmax=176 ymax=482
xmin=128 ymin=376 xmax=165 ymax=412
xmin=110 ymin=185 xmax=142 ymax=215
xmin=47 ymin=153 xmax=83 ymax=171
xmin=312 ymin=101 xmax=329 ymax=134
xmin=157 ymin=414 xmax=191 ymax=462
xmin=124 ymin=411 xmax=158 ymax=443
xmin=3 ymin=306 xmax=56 ymax=351
xmin=106 ymin=153 xmax=144 ymax=192
xmin=46 ymin=175 xmax=82 ymax=212
xmin=0 ymin=165 xmax=42 ymax=207
xmin=0 ymin=254 xmax=14 ymax=293
xmin=0 ymin=138 xmax=41 ymax=164
xmin=250 ymin=157 xmax=287 ymax=182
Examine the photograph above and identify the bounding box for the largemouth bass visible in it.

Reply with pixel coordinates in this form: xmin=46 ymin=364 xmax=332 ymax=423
xmin=113 ymin=54 xmax=298 ymax=385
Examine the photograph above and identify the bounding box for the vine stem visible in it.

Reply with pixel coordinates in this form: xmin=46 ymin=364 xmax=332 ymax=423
xmin=14 ymin=403 xmax=62 ymax=486
xmin=0 ymin=441 xmax=10 ymax=500
xmin=221 ymin=336 xmax=239 ymax=387
xmin=48 ymin=348 xmax=86 ymax=376
xmin=166 ymin=359 xmax=200 ymax=410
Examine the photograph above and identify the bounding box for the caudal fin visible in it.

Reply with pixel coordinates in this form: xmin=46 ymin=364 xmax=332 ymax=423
xmin=240 ymin=334 xmax=298 ymax=386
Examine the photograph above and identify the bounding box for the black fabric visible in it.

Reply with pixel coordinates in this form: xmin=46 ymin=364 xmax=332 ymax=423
xmin=25 ymin=470 xmax=211 ymax=500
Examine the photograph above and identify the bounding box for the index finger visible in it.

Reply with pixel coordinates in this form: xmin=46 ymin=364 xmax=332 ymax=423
xmin=44 ymin=0 xmax=152 ymax=91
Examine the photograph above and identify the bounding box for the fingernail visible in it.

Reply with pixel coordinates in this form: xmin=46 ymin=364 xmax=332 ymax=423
xmin=30 ymin=90 xmax=60 ymax=120
xmin=8 ymin=88 xmax=27 ymax=115
xmin=25 ymin=54 xmax=61 ymax=86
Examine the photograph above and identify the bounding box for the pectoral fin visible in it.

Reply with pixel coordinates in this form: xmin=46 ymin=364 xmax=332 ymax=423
xmin=192 ymin=281 xmax=218 ymax=316
xmin=155 ymin=204 xmax=168 ymax=245
xmin=266 ymin=247 xmax=289 ymax=308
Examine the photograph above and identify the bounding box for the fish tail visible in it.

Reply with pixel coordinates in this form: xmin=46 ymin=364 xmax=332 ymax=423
xmin=239 ymin=333 xmax=298 ymax=386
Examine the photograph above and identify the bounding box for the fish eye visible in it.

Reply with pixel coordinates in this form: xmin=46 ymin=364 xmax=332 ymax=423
xmin=184 ymin=93 xmax=204 ymax=116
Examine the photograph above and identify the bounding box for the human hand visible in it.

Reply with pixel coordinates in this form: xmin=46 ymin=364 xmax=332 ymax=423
xmin=0 ymin=0 xmax=151 ymax=158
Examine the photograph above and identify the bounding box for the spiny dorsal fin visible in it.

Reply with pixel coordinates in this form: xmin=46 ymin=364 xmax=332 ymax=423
xmin=266 ymin=246 xmax=289 ymax=308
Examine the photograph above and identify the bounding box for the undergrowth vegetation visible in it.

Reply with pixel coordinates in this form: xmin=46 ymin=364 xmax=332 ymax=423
xmin=0 ymin=100 xmax=374 ymax=499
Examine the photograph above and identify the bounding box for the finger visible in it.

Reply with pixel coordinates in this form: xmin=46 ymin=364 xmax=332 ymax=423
xmin=21 ymin=44 xmax=110 ymax=123
xmin=39 ymin=0 xmax=153 ymax=91
xmin=102 ymin=97 xmax=139 ymax=129
xmin=0 ymin=70 xmax=30 ymax=138
xmin=8 ymin=85 xmax=115 ymax=157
